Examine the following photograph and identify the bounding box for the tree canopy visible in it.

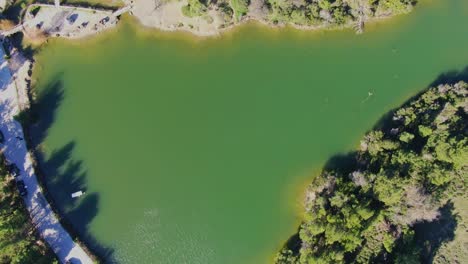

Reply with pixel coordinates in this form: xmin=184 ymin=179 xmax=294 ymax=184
xmin=276 ymin=81 xmax=467 ymax=263
xmin=182 ymin=0 xmax=417 ymax=31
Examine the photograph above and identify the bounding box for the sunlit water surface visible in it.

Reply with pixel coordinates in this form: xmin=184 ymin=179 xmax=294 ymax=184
xmin=32 ymin=1 xmax=468 ymax=262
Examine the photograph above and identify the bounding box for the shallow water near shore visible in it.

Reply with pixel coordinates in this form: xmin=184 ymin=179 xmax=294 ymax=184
xmin=32 ymin=0 xmax=468 ymax=263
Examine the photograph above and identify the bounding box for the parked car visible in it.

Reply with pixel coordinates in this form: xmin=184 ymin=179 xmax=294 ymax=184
xmin=7 ymin=163 xmax=20 ymax=178
xmin=16 ymin=180 xmax=27 ymax=196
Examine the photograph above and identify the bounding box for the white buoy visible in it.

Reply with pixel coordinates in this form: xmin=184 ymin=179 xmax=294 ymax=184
xmin=71 ymin=191 xmax=84 ymax=198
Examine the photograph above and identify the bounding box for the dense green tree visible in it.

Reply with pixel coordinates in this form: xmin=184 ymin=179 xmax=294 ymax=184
xmin=264 ymin=0 xmax=415 ymax=28
xmin=276 ymin=81 xmax=467 ymax=263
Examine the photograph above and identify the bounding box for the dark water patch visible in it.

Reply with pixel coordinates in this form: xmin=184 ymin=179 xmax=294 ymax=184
xmin=26 ymin=75 xmax=114 ymax=261
xmin=373 ymin=66 xmax=468 ymax=133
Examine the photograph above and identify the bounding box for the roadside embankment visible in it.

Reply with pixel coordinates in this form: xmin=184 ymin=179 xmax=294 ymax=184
xmin=0 ymin=40 xmax=94 ymax=263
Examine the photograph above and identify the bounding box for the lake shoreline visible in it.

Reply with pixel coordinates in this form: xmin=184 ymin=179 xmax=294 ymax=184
xmin=0 ymin=39 xmax=97 ymax=263
xmin=6 ymin=0 xmax=458 ymax=263
xmin=126 ymin=0 xmax=410 ymax=37
xmin=5 ymin=0 xmax=415 ymax=42
xmin=128 ymin=12 xmax=397 ymax=38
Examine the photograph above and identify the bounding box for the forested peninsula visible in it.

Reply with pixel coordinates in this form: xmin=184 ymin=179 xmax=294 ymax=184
xmin=276 ymin=81 xmax=467 ymax=263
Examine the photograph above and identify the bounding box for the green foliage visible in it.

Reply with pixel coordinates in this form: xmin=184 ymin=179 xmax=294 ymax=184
xmin=230 ymin=0 xmax=249 ymax=20
xmin=331 ymin=6 xmax=348 ymax=25
xmin=276 ymin=81 xmax=468 ymax=263
xmin=418 ymin=125 xmax=432 ymax=137
xmin=380 ymin=0 xmax=414 ymax=14
xmin=275 ymin=249 xmax=298 ymax=264
xmin=182 ymin=0 xmax=207 ymax=17
xmin=0 ymin=156 xmax=56 ymax=263
xmin=264 ymin=0 xmax=416 ymax=27
xmin=393 ymin=229 xmax=420 ymax=264
xmin=383 ymin=232 xmax=396 ymax=252
xmin=399 ymin=131 xmax=414 ymax=143
xmin=373 ymin=176 xmax=405 ymax=206
xmin=290 ymin=9 xmax=308 ymax=25
xmin=218 ymin=2 xmax=234 ymax=21
xmin=29 ymin=5 xmax=41 ymax=16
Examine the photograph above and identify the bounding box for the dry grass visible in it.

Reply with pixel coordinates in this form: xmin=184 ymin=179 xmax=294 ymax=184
xmin=433 ymin=197 xmax=468 ymax=264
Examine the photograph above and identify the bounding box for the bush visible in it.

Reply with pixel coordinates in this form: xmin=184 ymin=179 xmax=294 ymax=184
xmin=230 ymin=0 xmax=249 ymax=20
xmin=182 ymin=0 xmax=207 ymax=17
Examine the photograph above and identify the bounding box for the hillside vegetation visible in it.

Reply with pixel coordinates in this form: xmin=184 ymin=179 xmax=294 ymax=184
xmin=182 ymin=0 xmax=416 ymax=30
xmin=276 ymin=81 xmax=467 ymax=263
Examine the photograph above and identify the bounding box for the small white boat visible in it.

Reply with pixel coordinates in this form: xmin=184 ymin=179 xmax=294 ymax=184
xmin=71 ymin=191 xmax=84 ymax=198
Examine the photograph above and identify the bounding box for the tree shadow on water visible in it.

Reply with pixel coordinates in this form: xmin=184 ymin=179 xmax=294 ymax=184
xmin=371 ymin=66 xmax=468 ymax=133
xmin=28 ymin=77 xmax=64 ymax=148
xmin=321 ymin=152 xmax=357 ymax=175
xmin=25 ymin=74 xmax=114 ymax=261
xmin=428 ymin=66 xmax=468 ymax=87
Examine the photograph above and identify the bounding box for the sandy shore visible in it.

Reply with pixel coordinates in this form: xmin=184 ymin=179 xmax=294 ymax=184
xmin=125 ymin=0 xmax=404 ymax=37
xmin=1 ymin=3 xmax=131 ymax=41
xmin=0 ymin=0 xmax=400 ymax=39
xmin=125 ymin=0 xmax=349 ymax=37
xmin=127 ymin=0 xmax=228 ymax=36
xmin=22 ymin=4 xmax=119 ymax=39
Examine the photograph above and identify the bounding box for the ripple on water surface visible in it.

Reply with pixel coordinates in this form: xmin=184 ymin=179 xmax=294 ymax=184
xmin=32 ymin=1 xmax=468 ymax=263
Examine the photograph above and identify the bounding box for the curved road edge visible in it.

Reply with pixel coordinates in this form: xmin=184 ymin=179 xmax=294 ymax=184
xmin=0 ymin=45 xmax=94 ymax=264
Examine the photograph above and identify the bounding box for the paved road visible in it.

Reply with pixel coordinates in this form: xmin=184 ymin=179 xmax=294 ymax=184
xmin=0 ymin=46 xmax=93 ymax=264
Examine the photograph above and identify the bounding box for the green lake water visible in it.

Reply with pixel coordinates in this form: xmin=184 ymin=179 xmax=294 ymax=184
xmin=32 ymin=0 xmax=468 ymax=263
